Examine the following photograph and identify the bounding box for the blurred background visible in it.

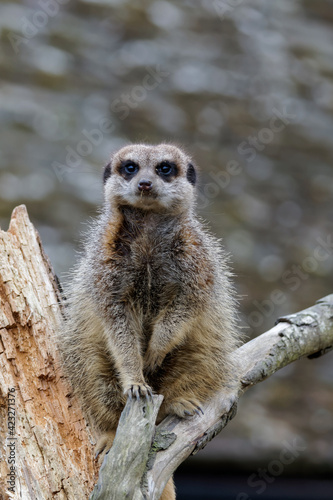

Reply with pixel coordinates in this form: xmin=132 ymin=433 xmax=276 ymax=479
xmin=0 ymin=0 xmax=333 ymax=498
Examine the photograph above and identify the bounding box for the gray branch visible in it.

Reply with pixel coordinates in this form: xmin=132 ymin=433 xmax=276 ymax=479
xmin=90 ymin=294 xmax=333 ymax=500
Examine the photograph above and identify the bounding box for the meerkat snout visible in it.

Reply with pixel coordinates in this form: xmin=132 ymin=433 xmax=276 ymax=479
xmin=138 ymin=179 xmax=153 ymax=192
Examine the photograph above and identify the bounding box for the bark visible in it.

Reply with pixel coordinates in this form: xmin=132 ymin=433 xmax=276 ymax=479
xmin=0 ymin=206 xmax=98 ymax=500
xmin=0 ymin=205 xmax=332 ymax=500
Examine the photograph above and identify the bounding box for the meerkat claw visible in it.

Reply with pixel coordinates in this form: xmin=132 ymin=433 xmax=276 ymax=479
xmin=145 ymin=388 xmax=153 ymax=400
xmin=190 ymin=400 xmax=204 ymax=415
xmin=126 ymin=384 xmax=153 ymax=400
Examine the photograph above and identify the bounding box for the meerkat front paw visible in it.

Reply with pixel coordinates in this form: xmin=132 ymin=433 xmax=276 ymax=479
xmin=165 ymin=397 xmax=204 ymax=418
xmin=124 ymin=383 xmax=153 ymax=400
xmin=94 ymin=430 xmax=116 ymax=461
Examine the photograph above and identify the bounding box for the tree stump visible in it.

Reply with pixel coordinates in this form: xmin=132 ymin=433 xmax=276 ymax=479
xmin=0 ymin=205 xmax=98 ymax=500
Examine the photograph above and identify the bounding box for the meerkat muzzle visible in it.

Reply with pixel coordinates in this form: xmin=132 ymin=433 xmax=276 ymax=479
xmin=138 ymin=179 xmax=153 ymax=193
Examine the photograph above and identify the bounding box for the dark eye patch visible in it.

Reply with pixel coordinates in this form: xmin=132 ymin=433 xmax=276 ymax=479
xmin=155 ymin=161 xmax=178 ymax=182
xmin=186 ymin=163 xmax=196 ymax=185
xmin=103 ymin=162 xmax=112 ymax=184
xmin=119 ymin=160 xmax=140 ymax=180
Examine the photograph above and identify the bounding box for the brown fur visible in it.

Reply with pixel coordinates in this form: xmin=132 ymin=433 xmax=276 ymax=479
xmin=58 ymin=144 xmax=239 ymax=499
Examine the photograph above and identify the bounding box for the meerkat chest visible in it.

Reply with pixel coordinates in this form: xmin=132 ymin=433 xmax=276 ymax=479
xmin=124 ymin=229 xmax=184 ymax=312
xmin=131 ymin=231 xmax=179 ymax=285
xmin=106 ymin=215 xmax=200 ymax=313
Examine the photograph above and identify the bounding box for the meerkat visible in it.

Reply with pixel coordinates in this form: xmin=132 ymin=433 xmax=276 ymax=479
xmin=59 ymin=143 xmax=239 ymax=500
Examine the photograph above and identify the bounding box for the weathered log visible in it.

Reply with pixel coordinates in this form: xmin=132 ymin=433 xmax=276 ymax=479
xmin=91 ymin=296 xmax=333 ymax=499
xmin=0 ymin=206 xmax=98 ymax=500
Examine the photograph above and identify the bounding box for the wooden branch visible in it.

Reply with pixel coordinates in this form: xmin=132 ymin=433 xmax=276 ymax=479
xmin=91 ymin=295 xmax=333 ymax=500
xmin=0 ymin=206 xmax=98 ymax=499
xmin=90 ymin=395 xmax=165 ymax=500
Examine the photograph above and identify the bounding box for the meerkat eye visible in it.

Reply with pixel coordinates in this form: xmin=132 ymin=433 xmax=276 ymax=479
xmin=156 ymin=161 xmax=177 ymax=178
xmin=119 ymin=161 xmax=139 ymax=179
xmin=158 ymin=162 xmax=172 ymax=175
xmin=124 ymin=163 xmax=138 ymax=174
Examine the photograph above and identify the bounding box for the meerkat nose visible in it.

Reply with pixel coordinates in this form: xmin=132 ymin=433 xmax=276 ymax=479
xmin=138 ymin=179 xmax=153 ymax=191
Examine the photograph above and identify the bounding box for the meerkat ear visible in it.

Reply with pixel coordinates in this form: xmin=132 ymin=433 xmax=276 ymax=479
xmin=103 ymin=162 xmax=112 ymax=184
xmin=186 ymin=163 xmax=196 ymax=185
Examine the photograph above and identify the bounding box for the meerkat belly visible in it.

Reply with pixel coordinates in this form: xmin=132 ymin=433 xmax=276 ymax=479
xmin=129 ymin=236 xmax=181 ymax=318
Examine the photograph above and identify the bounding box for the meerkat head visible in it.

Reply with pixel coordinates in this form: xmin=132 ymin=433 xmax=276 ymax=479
xmin=103 ymin=144 xmax=197 ymax=215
